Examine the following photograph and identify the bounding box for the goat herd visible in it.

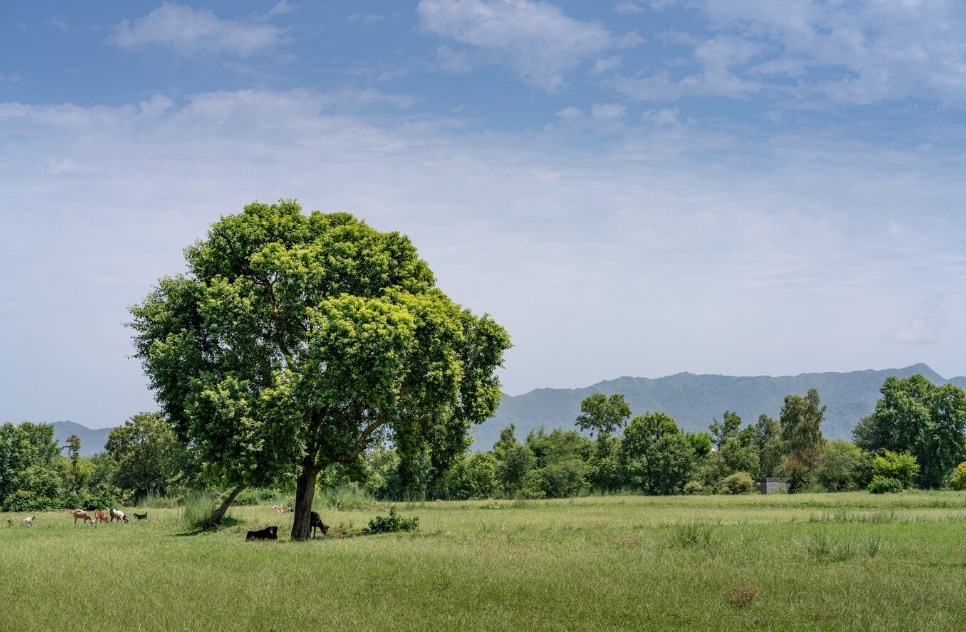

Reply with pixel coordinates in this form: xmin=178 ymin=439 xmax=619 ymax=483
xmin=246 ymin=507 xmax=330 ymax=541
xmin=6 ymin=505 xmax=330 ymax=542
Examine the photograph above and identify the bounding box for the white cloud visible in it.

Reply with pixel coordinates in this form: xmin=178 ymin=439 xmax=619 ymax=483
xmin=555 ymin=106 xmax=583 ymax=118
xmin=3 ymin=89 xmax=966 ymax=422
xmin=591 ymin=103 xmax=625 ymax=120
xmin=109 ymin=3 xmax=285 ymax=57
xmin=592 ymin=56 xmax=623 ymax=74
xmin=641 ymin=107 xmax=680 ymax=126
xmin=0 ymin=72 xmax=22 ymax=83
xmin=417 ymin=0 xmax=633 ymax=91
xmin=610 ymin=0 xmax=966 ymax=107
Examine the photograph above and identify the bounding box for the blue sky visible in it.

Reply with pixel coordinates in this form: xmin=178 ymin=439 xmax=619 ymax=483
xmin=2 ymin=1 xmax=966 ymax=429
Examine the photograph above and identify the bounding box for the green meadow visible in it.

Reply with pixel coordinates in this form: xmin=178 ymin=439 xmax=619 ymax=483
xmin=2 ymin=492 xmax=964 ymax=631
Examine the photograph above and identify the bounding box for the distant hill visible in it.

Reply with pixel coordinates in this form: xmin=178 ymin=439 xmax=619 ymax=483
xmin=471 ymin=364 xmax=966 ymax=450
xmin=50 ymin=421 xmax=113 ymax=456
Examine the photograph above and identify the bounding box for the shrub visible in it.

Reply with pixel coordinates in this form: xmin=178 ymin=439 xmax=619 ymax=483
xmin=2 ymin=490 xmax=58 ymax=513
xmin=867 ymin=476 xmax=902 ymax=494
xmin=720 ymin=472 xmax=755 ymax=495
xmin=872 ymin=451 xmax=919 ymax=488
xmin=950 ymin=461 xmax=966 ymax=491
xmin=683 ymin=480 xmax=705 ymax=495
xmin=365 ymin=507 xmax=419 ymax=534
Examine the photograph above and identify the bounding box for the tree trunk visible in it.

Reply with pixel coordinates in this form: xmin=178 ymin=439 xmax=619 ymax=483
xmin=291 ymin=461 xmax=319 ymax=541
xmin=204 ymin=484 xmax=246 ymax=529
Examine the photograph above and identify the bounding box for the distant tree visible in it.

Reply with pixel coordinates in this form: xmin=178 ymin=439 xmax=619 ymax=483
xmin=780 ymin=389 xmax=826 ymax=490
xmin=0 ymin=422 xmax=64 ymax=505
xmin=815 ymin=440 xmax=865 ymax=491
xmin=751 ymin=414 xmax=785 ymax=478
xmin=496 ymin=443 xmax=536 ymax=496
xmin=575 ymin=393 xmax=631 ymax=437
xmin=588 ymin=434 xmax=624 ymax=492
xmin=104 ymin=413 xmax=191 ymax=502
xmin=63 ymin=434 xmax=83 ymax=494
xmin=437 ymin=451 xmax=498 ymax=500
xmin=130 ymin=202 xmax=510 ymax=538
xmin=853 ymin=374 xmax=966 ymax=488
xmin=622 ymin=412 xmax=695 ymax=495
xmin=686 ymin=432 xmax=713 ymax=459
xmin=710 ymin=411 xmax=743 ymax=449
xmin=521 ymin=427 xmax=592 ymax=498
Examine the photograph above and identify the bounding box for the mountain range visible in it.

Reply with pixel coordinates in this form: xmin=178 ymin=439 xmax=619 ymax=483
xmin=469 ymin=363 xmax=966 ymax=450
xmin=33 ymin=364 xmax=966 ymax=455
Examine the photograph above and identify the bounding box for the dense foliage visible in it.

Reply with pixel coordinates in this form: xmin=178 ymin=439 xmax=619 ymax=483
xmin=3 ymin=375 xmax=964 ymax=507
xmin=129 ymin=201 xmax=510 ymax=537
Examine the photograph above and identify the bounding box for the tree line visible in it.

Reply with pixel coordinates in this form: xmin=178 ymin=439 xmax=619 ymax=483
xmin=3 ymin=373 xmax=963 ymax=513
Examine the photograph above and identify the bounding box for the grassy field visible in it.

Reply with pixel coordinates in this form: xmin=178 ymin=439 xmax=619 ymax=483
xmin=1 ymin=492 xmax=964 ymax=631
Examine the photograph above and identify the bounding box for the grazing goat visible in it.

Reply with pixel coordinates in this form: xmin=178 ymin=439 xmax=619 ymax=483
xmin=69 ymin=508 xmax=95 ymax=525
xmin=94 ymin=510 xmax=110 ymax=524
xmin=310 ymin=511 xmax=329 ymax=538
xmin=246 ymin=526 xmax=278 ymax=541
xmin=110 ymin=508 xmax=129 ymax=523
xmin=272 ymin=504 xmax=293 ymax=513
xmin=23 ymin=516 xmax=34 ymax=526
xmin=133 ymin=512 xmax=147 ymax=520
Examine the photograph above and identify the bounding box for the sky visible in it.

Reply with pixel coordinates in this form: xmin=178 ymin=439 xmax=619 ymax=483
xmin=2 ymin=0 xmax=966 ymax=429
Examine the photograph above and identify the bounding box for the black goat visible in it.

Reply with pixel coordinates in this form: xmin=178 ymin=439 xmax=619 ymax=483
xmin=310 ymin=511 xmax=329 ymax=538
xmin=246 ymin=526 xmax=278 ymax=541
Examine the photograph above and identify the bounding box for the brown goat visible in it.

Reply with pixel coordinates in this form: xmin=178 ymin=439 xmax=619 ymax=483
xmin=68 ymin=508 xmax=95 ymax=525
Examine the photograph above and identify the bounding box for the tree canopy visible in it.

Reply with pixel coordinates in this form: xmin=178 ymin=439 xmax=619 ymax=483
xmin=853 ymin=374 xmax=966 ymax=488
xmin=130 ymin=201 xmax=511 ymax=538
xmin=575 ymin=393 xmax=631 ymax=437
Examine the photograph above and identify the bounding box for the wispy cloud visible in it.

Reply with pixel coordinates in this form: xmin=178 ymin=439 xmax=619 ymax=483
xmin=109 ymin=3 xmax=286 ymax=57
xmin=417 ymin=0 xmax=637 ymax=91
xmin=613 ymin=0 xmax=966 ymax=108
xmin=3 ymin=88 xmax=966 ymax=411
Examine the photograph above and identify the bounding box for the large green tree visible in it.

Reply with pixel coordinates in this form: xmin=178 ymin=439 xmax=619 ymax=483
xmin=853 ymin=374 xmax=966 ymax=488
xmin=130 ymin=201 xmax=511 ymax=538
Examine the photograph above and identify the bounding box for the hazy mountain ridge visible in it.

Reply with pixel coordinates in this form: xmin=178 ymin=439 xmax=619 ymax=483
xmin=472 ymin=364 xmax=965 ymax=450
xmin=17 ymin=365 xmax=966 ymax=455
xmin=50 ymin=421 xmax=112 ymax=456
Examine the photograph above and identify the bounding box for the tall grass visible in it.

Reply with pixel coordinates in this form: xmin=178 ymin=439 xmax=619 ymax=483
xmin=180 ymin=491 xmax=222 ymax=530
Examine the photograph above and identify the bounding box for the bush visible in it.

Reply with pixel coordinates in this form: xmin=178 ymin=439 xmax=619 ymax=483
xmin=872 ymin=451 xmax=919 ymax=488
xmin=950 ymin=461 xmax=966 ymax=491
xmin=720 ymin=472 xmax=755 ymax=495
xmin=2 ymin=490 xmax=58 ymax=513
xmin=365 ymin=507 xmax=419 ymax=534
xmin=868 ymin=476 xmax=902 ymax=494
xmin=683 ymin=480 xmax=705 ymax=495
xmin=62 ymin=492 xmax=121 ymax=511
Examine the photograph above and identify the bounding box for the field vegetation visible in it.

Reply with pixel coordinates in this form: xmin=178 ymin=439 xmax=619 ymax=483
xmin=2 ymin=492 xmax=964 ymax=631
